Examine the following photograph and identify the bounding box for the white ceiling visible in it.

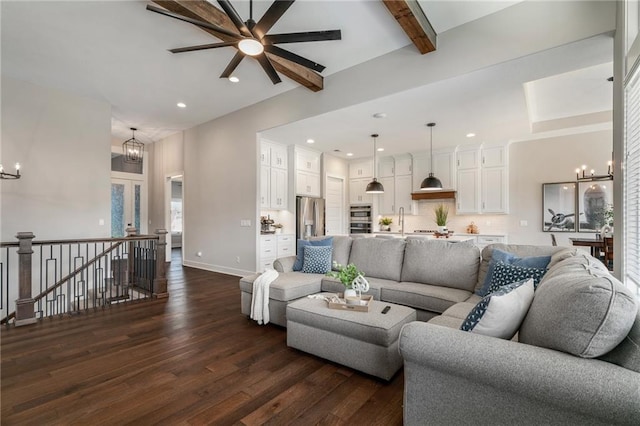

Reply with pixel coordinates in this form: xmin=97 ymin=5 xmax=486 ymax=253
xmin=1 ymin=0 xmax=523 ymax=144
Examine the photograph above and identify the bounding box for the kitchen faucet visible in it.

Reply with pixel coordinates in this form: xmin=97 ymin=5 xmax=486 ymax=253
xmin=398 ymin=207 xmax=405 ymax=237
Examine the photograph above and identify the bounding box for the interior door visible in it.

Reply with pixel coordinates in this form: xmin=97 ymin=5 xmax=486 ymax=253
xmin=111 ymin=178 xmax=145 ymax=237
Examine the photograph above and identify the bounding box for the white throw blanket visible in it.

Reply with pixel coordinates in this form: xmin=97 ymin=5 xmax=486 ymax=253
xmin=250 ymin=269 xmax=279 ymax=325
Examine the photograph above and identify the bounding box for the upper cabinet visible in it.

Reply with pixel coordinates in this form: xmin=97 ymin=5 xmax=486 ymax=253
xmin=455 ymin=144 xmax=509 ymax=214
xmin=270 ymin=144 xmax=288 ymax=169
xmin=290 ymin=146 xmax=321 ymax=198
xmin=377 ymin=155 xmax=414 ymax=215
xmin=412 ymin=149 xmax=455 ymax=191
xmin=349 ymin=158 xmax=373 ymax=179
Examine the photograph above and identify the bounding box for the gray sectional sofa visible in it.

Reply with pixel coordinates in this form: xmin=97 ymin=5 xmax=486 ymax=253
xmin=239 ymin=235 xmax=640 ymax=424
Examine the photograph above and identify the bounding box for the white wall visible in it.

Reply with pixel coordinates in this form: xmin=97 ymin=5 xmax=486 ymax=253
xmin=148 ymin=132 xmax=184 ymax=233
xmin=1 ymin=76 xmax=112 ymax=241
xmin=507 ymin=130 xmax=612 ymax=247
xmin=179 ymin=0 xmax=615 ymax=275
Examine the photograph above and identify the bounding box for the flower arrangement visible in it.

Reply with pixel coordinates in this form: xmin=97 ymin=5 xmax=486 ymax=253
xmin=326 ymin=262 xmax=364 ymax=289
xmin=434 ymin=204 xmax=449 ymax=227
xmin=604 ymin=204 xmax=614 ymax=226
xmin=379 ymin=217 xmax=393 ymax=226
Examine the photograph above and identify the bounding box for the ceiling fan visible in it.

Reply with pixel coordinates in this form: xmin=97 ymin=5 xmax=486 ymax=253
xmin=147 ymin=0 xmax=342 ymax=85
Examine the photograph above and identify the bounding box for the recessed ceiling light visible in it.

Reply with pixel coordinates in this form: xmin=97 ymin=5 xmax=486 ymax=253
xmin=377 ymin=147 xmax=384 ymax=152
xmin=229 ymin=76 xmax=240 ymax=83
xmin=177 ymin=102 xmax=186 ymax=108
xmin=466 ymin=133 xmax=476 ymax=138
xmin=346 ymin=153 xmax=354 ymax=157
xmin=306 ymin=139 xmax=315 ymax=144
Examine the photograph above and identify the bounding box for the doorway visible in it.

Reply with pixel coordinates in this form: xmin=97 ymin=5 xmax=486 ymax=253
xmin=325 ymin=175 xmax=345 ymax=235
xmin=165 ymin=174 xmax=184 ymax=263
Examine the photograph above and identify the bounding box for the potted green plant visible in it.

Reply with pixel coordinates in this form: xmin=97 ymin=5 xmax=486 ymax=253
xmin=379 ymin=217 xmax=393 ymax=231
xmin=326 ymin=262 xmax=365 ymax=298
xmin=434 ymin=204 xmax=449 ymax=233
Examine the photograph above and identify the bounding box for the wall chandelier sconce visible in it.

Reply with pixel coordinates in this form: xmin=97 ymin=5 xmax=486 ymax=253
xmin=0 ymin=162 xmax=21 ymax=180
xmin=574 ymin=161 xmax=613 ymax=182
xmin=123 ymin=127 xmax=144 ymax=164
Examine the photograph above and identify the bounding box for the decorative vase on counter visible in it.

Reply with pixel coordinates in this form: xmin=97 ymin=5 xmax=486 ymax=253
xmin=438 ymin=226 xmax=448 ymax=233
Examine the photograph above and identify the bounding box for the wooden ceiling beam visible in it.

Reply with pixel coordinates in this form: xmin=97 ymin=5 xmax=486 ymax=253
xmin=151 ymin=0 xmax=323 ymax=91
xmin=382 ymin=0 xmax=436 ymax=54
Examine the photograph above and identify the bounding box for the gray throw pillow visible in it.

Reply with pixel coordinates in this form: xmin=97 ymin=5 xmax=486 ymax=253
xmin=519 ymin=255 xmax=638 ymax=358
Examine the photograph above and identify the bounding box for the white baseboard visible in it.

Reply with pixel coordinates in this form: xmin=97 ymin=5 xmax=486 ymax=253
xmin=182 ymin=260 xmax=255 ymax=277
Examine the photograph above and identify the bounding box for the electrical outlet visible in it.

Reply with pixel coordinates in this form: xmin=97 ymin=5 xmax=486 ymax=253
xmin=520 ymin=220 xmax=528 ymax=227
xmin=236 ymin=256 xmax=240 ymax=263
xmin=98 ymin=219 xmax=105 ymax=226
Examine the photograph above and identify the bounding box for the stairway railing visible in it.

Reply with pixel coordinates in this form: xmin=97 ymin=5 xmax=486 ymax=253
xmin=0 ymin=228 xmax=168 ymax=326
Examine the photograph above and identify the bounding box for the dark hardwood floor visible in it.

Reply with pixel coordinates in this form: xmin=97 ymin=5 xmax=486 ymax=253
xmin=1 ymin=249 xmax=404 ymax=425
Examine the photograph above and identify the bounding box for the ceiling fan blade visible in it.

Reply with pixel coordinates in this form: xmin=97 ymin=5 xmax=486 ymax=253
xmin=216 ymin=0 xmax=253 ymax=37
xmin=263 ymin=30 xmax=342 ymax=45
xmin=255 ymin=54 xmax=282 ymax=84
xmin=146 ymin=5 xmax=241 ymax=40
xmin=264 ymin=45 xmax=325 ymax=73
xmin=169 ymin=41 xmax=238 ymax=54
xmin=220 ymin=51 xmax=245 ymax=78
xmin=253 ymin=0 xmax=295 ymax=40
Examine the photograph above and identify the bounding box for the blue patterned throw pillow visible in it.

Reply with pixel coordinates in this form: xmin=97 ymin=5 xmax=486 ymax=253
xmin=293 ymin=237 xmax=333 ymax=271
xmin=486 ymin=261 xmax=547 ymax=294
xmin=461 ymin=278 xmax=535 ymax=339
xmin=302 ymin=246 xmax=333 ymax=274
xmin=477 ymin=249 xmax=551 ymax=296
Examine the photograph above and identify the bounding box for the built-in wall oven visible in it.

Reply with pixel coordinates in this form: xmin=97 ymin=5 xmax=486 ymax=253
xmin=350 ymin=205 xmax=372 ymax=234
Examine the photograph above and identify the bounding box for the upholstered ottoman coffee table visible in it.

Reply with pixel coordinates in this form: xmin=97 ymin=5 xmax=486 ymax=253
xmin=286 ymin=296 xmax=417 ymax=380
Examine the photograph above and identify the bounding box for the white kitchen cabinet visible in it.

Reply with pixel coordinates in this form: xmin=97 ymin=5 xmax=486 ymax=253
xmin=295 ymin=148 xmax=321 ymax=173
xmin=261 ymin=141 xmax=289 ymax=210
xmin=260 ymin=166 xmax=270 ymax=209
xmin=270 ymin=168 xmax=288 ymax=209
xmin=296 ymin=170 xmax=321 ymax=197
xmin=432 ymin=150 xmax=456 ymax=189
xmin=349 ymin=178 xmax=373 ymax=205
xmin=379 ymin=176 xmax=396 ymax=214
xmin=481 ymin=146 xmax=507 ymax=168
xmin=457 ymin=148 xmax=480 ymax=170
xmin=481 ymin=167 xmax=508 ymax=213
xmin=379 ymin=157 xmax=395 ymax=178
xmin=259 ymin=234 xmax=295 ymax=271
xmin=395 ymin=174 xmax=413 ymax=213
xmin=456 ymin=168 xmax=480 ymax=214
xmin=411 ymin=152 xmax=430 ymax=191
xmin=270 ymin=144 xmax=288 ymax=169
xmin=349 ymin=159 xmax=373 ymax=179
xmin=394 ymin=155 xmax=413 ymax=176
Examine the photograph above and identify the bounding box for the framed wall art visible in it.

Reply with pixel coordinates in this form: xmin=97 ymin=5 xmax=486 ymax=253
xmin=542 ymin=182 xmax=577 ymax=232
xmin=577 ymin=180 xmax=613 ymax=232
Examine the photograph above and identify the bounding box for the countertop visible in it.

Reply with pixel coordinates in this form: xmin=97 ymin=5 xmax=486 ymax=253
xmin=372 ymin=231 xmax=507 ymax=237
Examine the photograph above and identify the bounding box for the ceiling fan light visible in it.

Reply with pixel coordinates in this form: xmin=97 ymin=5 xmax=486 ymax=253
xmin=420 ymin=173 xmax=443 ymax=191
xmin=238 ymin=38 xmax=264 ymax=56
xmin=366 ymin=178 xmax=385 ymax=194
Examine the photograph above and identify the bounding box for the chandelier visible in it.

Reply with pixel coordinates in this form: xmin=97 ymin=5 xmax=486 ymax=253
xmin=123 ymin=127 xmax=144 ymax=164
xmin=0 ymin=162 xmax=21 ymax=180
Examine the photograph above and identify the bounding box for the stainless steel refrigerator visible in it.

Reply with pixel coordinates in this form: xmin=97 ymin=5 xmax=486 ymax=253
xmin=296 ymin=196 xmax=325 ymax=240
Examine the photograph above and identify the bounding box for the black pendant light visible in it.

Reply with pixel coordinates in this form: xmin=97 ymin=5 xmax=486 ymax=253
xmin=420 ymin=122 xmax=443 ymax=191
xmin=123 ymin=127 xmax=144 ymax=164
xmin=366 ymin=134 xmax=384 ymax=194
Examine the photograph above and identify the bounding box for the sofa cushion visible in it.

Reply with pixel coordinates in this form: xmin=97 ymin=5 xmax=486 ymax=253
xmin=302 ymin=246 xmax=332 ymax=274
xmin=485 ymin=261 xmax=547 ymax=294
xmin=461 ymin=278 xmax=534 ymax=340
xmin=311 ymin=235 xmax=352 ymax=270
xmin=477 ymin=249 xmax=551 ymax=296
xmin=519 ymin=255 xmax=638 ymax=358
xmin=293 ymin=237 xmax=333 ymax=271
xmin=427 ymin=315 xmax=464 ymax=329
xmin=348 ymin=237 xmax=406 ymax=282
xmin=441 ymin=302 xmax=477 ymax=319
xmin=599 ymin=311 xmax=640 ymax=373
xmin=381 ymin=282 xmax=472 ymax=314
xmin=476 ymin=244 xmax=568 ymax=293
xmin=401 ymin=238 xmax=480 ymax=292
xmin=239 ymin=272 xmax=323 ymax=302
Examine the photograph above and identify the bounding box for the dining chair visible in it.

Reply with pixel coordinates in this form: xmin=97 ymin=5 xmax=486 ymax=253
xmin=603 ymin=237 xmax=614 ymax=271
